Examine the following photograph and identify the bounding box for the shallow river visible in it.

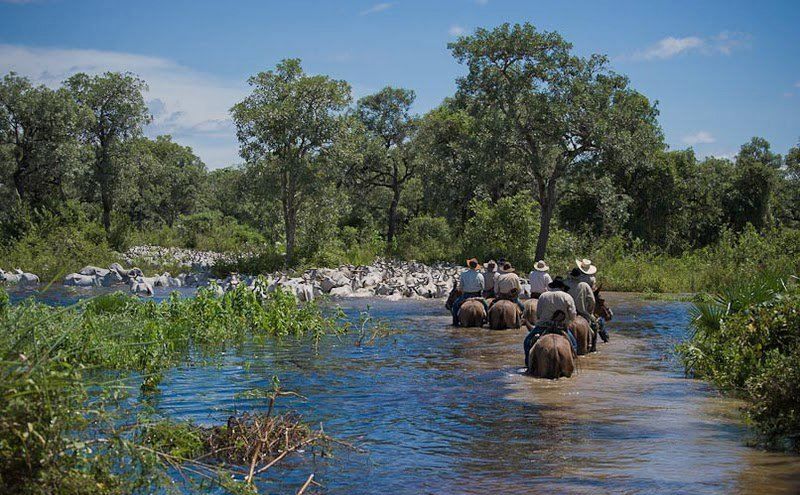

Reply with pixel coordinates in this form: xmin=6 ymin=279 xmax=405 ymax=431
xmin=10 ymin=289 xmax=800 ymax=494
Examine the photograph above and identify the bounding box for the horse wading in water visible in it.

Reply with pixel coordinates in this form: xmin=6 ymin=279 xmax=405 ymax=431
xmin=488 ymin=299 xmax=521 ymax=329
xmin=446 ymin=285 xmax=487 ymax=327
xmin=527 ymin=311 xmax=576 ymax=379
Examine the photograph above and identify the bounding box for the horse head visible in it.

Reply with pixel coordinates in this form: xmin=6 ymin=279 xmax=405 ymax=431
xmin=593 ymin=285 xmax=613 ymax=321
xmin=445 ymin=279 xmax=462 ymax=311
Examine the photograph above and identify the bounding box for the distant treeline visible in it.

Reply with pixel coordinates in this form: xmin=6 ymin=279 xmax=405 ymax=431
xmin=2 ymin=23 xmax=799 ymax=283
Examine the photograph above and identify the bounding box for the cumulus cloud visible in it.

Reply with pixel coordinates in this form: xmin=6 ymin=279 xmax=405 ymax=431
xmin=360 ymin=2 xmax=393 ymax=15
xmin=627 ymin=31 xmax=751 ymax=61
xmin=448 ymin=25 xmax=466 ymax=37
xmin=682 ymin=131 xmax=716 ymax=145
xmin=0 ymin=44 xmax=245 ymax=169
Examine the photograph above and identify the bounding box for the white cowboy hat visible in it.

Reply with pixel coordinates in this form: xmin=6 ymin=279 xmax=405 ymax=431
xmin=533 ymin=260 xmax=549 ymax=272
xmin=575 ymin=258 xmax=597 ymax=275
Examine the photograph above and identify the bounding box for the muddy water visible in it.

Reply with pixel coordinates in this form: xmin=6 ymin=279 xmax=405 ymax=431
xmin=9 ymin=288 xmax=800 ymax=493
xmin=137 ymin=292 xmax=796 ymax=494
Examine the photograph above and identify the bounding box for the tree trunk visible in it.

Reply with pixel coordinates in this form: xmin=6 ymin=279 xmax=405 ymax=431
xmin=387 ymin=183 xmax=401 ymax=246
xmin=285 ymin=208 xmax=296 ymax=267
xmin=98 ymin=153 xmax=113 ymax=234
xmin=12 ymin=167 xmax=24 ymax=202
xmin=534 ymin=179 xmax=558 ymax=261
xmin=100 ymin=186 xmax=112 ymax=234
xmin=282 ymin=169 xmax=296 ymax=267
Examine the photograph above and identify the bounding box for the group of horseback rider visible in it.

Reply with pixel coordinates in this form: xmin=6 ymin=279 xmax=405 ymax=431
xmin=450 ymin=257 xmax=612 ymax=367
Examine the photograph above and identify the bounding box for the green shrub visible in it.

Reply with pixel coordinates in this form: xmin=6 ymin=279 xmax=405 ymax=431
xmin=463 ymin=193 xmax=540 ymax=271
xmin=0 ymin=202 xmax=119 ymax=282
xmin=678 ymin=279 xmax=800 ymax=450
xmin=211 ymin=249 xmax=285 ymax=277
xmin=397 ymin=216 xmax=456 ymax=264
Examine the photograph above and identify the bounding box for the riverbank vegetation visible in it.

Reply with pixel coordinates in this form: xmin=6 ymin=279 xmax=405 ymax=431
xmin=0 ymin=285 xmax=350 ymax=493
xmin=2 ymin=23 xmax=799 ymax=292
xmin=679 ymin=277 xmax=799 ymax=451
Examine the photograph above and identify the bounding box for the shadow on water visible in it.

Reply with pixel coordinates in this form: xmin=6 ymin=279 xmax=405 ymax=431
xmin=8 ymin=288 xmax=800 ymax=494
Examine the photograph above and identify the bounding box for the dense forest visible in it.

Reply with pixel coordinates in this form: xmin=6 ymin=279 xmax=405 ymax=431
xmin=2 ymin=23 xmax=799 ymax=290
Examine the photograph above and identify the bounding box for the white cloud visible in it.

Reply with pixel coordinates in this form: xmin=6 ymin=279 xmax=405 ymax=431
xmin=0 ymin=44 xmax=245 ymax=169
xmin=705 ymin=150 xmax=736 ymax=160
xmin=360 ymin=2 xmax=393 ymax=15
xmin=682 ymin=131 xmax=716 ymax=145
xmin=448 ymin=25 xmax=466 ymax=37
xmin=712 ymin=31 xmax=751 ymax=55
xmin=627 ymin=31 xmax=751 ymax=61
xmin=632 ymin=36 xmax=704 ymax=60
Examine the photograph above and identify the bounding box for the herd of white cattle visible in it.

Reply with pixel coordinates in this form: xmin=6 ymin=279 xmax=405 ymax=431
xmin=2 ymin=246 xmax=537 ymax=302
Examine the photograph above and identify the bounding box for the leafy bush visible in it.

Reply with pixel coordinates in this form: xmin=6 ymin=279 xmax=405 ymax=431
xmin=128 ymin=211 xmax=266 ymax=253
xmin=678 ymin=279 xmax=800 ymax=450
xmin=463 ymin=193 xmax=540 ymax=271
xmin=211 ymin=249 xmax=285 ymax=277
xmin=0 ymin=201 xmax=119 ymax=282
xmin=396 ymin=216 xmax=456 ymax=263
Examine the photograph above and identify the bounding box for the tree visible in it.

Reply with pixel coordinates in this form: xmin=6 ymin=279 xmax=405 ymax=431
xmin=231 ymin=59 xmax=351 ymax=266
xmin=0 ymin=72 xmax=82 ymax=207
xmin=120 ymin=136 xmax=207 ymax=227
xmin=449 ymin=23 xmax=662 ymax=259
xmin=779 ymin=142 xmax=800 ymax=226
xmin=65 ymin=72 xmax=150 ymax=233
xmin=352 ymin=87 xmax=418 ymax=246
xmin=727 ymin=137 xmax=780 ymax=231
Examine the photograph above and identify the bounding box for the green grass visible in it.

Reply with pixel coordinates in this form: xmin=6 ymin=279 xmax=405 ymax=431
xmin=0 ymin=284 xmax=353 ymax=494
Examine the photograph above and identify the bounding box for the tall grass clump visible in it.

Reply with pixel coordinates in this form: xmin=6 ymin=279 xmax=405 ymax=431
xmin=678 ymin=276 xmax=800 ymax=451
xmin=0 ymin=284 xmax=353 ymax=493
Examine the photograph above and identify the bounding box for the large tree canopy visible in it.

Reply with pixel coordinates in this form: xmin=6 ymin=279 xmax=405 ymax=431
xmin=231 ymin=58 xmax=351 ymax=265
xmin=66 ymin=72 xmax=151 ymax=233
xmin=352 ymin=86 xmax=418 ymax=245
xmin=0 ymin=73 xmax=82 ymax=207
xmin=449 ymin=22 xmax=663 ymax=259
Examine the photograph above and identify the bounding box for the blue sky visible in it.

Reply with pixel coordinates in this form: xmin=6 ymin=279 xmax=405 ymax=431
xmin=1 ymin=0 xmax=798 ymax=169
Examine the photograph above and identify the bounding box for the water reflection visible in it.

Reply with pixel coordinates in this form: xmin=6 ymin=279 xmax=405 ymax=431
xmin=9 ymin=288 xmax=800 ymax=494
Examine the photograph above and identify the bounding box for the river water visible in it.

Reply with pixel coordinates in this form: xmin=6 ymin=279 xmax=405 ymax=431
xmin=8 ymin=289 xmax=800 ymax=494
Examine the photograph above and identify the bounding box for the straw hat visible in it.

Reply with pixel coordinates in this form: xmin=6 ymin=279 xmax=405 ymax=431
xmin=533 ymin=260 xmax=549 ymax=272
xmin=575 ymin=258 xmax=597 ymax=275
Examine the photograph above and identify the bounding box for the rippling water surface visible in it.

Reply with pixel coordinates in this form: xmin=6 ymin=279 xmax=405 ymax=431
xmin=10 ymin=288 xmax=800 ymax=494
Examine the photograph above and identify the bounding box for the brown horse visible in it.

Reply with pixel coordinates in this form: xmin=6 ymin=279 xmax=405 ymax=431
xmin=458 ymin=299 xmax=486 ymax=327
xmin=593 ymin=286 xmax=613 ymax=321
xmin=522 ymin=298 xmax=537 ymax=323
xmin=569 ymin=315 xmax=593 ymax=355
xmin=446 ymin=285 xmax=486 ymax=327
xmin=445 ymin=284 xmax=460 ymax=312
xmin=528 ymin=334 xmax=575 ymax=378
xmin=488 ymin=299 xmax=521 ymax=330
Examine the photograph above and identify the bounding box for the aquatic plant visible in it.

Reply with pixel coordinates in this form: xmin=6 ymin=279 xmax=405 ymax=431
xmin=0 ymin=285 xmax=354 ymax=494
